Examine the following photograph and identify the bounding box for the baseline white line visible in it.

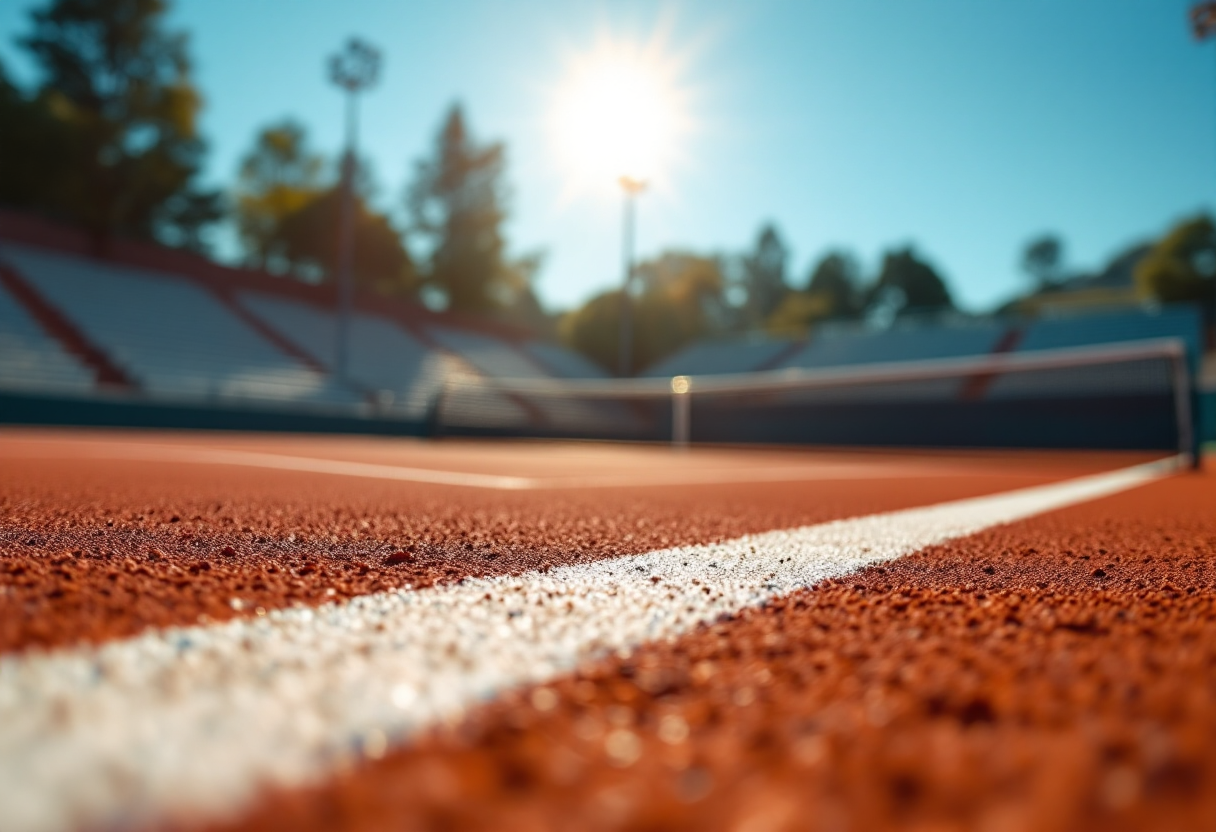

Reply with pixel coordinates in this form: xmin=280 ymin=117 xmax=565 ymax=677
xmin=0 ymin=456 xmax=1180 ymax=832
xmin=0 ymin=441 xmax=1009 ymax=489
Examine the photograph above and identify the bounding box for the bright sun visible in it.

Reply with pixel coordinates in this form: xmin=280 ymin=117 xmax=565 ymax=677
xmin=551 ymin=39 xmax=690 ymax=193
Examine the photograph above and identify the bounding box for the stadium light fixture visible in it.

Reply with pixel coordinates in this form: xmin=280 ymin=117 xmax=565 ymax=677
xmin=328 ymin=37 xmax=381 ymax=382
xmin=1193 ymin=2 xmax=1216 ymax=38
xmin=618 ymin=175 xmax=647 ymax=377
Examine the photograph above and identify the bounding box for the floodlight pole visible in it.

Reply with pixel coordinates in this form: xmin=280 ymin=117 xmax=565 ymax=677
xmin=329 ymin=38 xmax=381 ymax=382
xmin=618 ymin=176 xmax=647 ymax=377
xmin=1193 ymin=5 xmax=1216 ymax=335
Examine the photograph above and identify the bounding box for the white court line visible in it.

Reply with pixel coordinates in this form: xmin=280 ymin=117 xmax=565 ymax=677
xmin=0 ymin=440 xmax=1009 ymax=490
xmin=0 ymin=456 xmax=1181 ymax=832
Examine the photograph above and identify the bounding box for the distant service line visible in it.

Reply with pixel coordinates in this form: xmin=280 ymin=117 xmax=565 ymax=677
xmin=1 ymin=440 xmax=1049 ymax=490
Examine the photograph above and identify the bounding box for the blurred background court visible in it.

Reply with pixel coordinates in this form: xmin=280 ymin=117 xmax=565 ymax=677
xmin=1 ymin=1 xmax=1215 ymax=455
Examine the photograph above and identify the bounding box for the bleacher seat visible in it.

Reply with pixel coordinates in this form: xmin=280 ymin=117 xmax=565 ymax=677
xmin=239 ymin=292 xmax=451 ymax=418
xmin=645 ymin=309 xmax=1200 ymax=409
xmin=780 ymin=322 xmax=1006 ymax=371
xmin=427 ymin=325 xmax=639 ymax=432
xmin=645 ymin=323 xmax=1008 ymax=378
xmin=0 ymin=280 xmax=93 ymax=393
xmin=985 ymin=308 xmax=1201 ymax=402
xmin=644 ymin=337 xmax=794 ymax=377
xmin=426 ymin=326 xmax=552 ymax=378
xmin=1018 ymin=308 xmax=1203 ymax=364
xmin=649 ymin=309 xmax=1202 ymax=382
xmin=523 ymin=341 xmax=608 ymax=378
xmin=2 ymin=245 xmax=358 ymax=408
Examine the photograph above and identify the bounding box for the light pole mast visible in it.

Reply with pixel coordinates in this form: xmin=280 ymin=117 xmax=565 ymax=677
xmin=1193 ymin=5 xmax=1216 ymax=330
xmin=618 ymin=176 xmax=647 ymax=377
xmin=328 ymin=38 xmax=381 ymax=382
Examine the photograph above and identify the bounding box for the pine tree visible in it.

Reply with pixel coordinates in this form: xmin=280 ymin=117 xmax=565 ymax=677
xmin=741 ymin=224 xmax=789 ymax=327
xmin=406 ymin=104 xmax=511 ymax=313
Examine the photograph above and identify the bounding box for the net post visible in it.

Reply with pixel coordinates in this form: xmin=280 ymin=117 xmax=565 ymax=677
xmin=427 ymin=374 xmax=449 ymax=439
xmin=671 ymin=375 xmax=691 ymax=449
xmin=1169 ymin=346 xmax=1199 ymax=470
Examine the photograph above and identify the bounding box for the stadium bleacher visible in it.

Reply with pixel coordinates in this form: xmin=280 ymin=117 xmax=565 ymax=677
xmin=0 ymin=279 xmax=94 ymax=393
xmin=0 ymin=221 xmax=619 ymax=434
xmin=643 ymin=336 xmax=796 ymax=377
xmin=427 ymin=325 xmax=638 ymax=433
xmin=427 ymin=325 xmax=553 ymax=379
xmin=781 ymin=322 xmax=1006 ymax=371
xmin=647 ymin=308 xmax=1204 ymax=378
xmin=1019 ymin=307 xmax=1204 ymax=364
xmin=1 ymin=244 xmax=358 ymax=407
xmin=983 ymin=308 xmax=1202 ymax=404
xmin=238 ymin=292 xmax=452 ymax=418
xmin=521 ymin=340 xmax=608 ymax=378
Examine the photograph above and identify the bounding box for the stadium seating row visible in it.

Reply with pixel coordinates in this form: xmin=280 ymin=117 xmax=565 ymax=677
xmin=0 ymin=279 xmax=95 ymax=393
xmin=0 ymin=242 xmax=606 ymax=421
xmin=645 ymin=307 xmax=1204 ymax=377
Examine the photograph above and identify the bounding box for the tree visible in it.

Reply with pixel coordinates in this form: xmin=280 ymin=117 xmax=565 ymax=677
xmin=805 ymin=251 xmax=863 ymax=319
xmin=764 ymin=250 xmax=862 ymax=337
xmin=559 ymin=291 xmax=625 ymax=374
xmin=1021 ymin=234 xmax=1065 ymax=289
xmin=740 ymin=223 xmax=789 ymax=327
xmin=1134 ymin=215 xmax=1216 ymax=308
xmin=18 ymin=0 xmax=220 ymax=249
xmin=765 ymin=294 xmax=831 ymax=338
xmin=0 ymin=58 xmax=77 ymax=214
xmin=233 ymin=120 xmax=325 ymax=268
xmin=276 ymin=186 xmax=417 ymax=297
xmin=407 ymin=104 xmax=515 ymax=313
xmin=561 ymin=251 xmax=728 ymax=374
xmin=866 ymin=247 xmax=954 ymax=319
xmin=156 ymin=188 xmax=225 ymax=252
xmin=487 ymin=252 xmax=554 ymax=336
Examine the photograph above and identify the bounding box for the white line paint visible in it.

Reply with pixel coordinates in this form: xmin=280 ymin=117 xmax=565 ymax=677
xmin=0 ymin=440 xmax=1016 ymax=490
xmin=0 ymin=456 xmax=1180 ymax=832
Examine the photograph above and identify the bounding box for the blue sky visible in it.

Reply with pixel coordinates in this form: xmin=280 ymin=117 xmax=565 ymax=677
xmin=2 ymin=1 xmax=1214 ymax=312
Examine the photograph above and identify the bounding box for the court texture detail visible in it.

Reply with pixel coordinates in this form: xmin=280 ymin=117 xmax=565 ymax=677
xmin=2 ymin=429 xmax=1214 ymax=832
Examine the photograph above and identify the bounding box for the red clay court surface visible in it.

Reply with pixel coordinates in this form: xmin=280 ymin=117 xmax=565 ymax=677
xmin=1 ymin=427 xmax=1214 ymax=832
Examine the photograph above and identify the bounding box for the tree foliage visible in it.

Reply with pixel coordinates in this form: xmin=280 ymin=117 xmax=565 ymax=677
xmin=764 ymin=251 xmax=862 ymax=336
xmin=740 ymin=223 xmax=788 ymax=326
xmin=1021 ymin=234 xmax=1064 ymax=288
xmin=0 ymin=59 xmax=78 ymax=214
xmin=230 ymin=120 xmax=415 ymax=297
xmin=486 ymin=252 xmax=552 ymax=335
xmin=276 ymin=186 xmax=417 ymax=297
xmin=866 ymin=247 xmax=954 ymax=319
xmin=234 ymin=119 xmax=325 ymax=268
xmin=1134 ymin=215 xmax=1216 ymax=306
xmin=16 ymin=0 xmax=220 ymax=248
xmin=561 ymin=252 xmax=728 ymax=374
xmin=805 ymin=251 xmax=863 ymax=319
xmin=407 ymin=104 xmax=516 ymax=313
xmin=765 ymin=293 xmax=832 ymax=338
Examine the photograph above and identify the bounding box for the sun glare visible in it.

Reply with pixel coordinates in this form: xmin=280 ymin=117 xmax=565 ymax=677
xmin=551 ymin=38 xmax=691 ymax=195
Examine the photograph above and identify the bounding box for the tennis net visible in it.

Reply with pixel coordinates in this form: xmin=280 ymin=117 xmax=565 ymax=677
xmin=432 ymin=338 xmax=1196 ymax=457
